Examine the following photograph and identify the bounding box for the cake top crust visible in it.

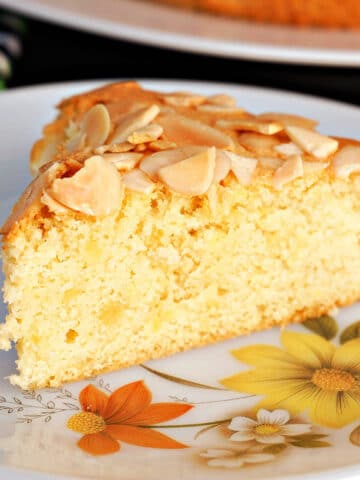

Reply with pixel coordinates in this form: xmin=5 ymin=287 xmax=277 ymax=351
xmin=2 ymin=81 xmax=360 ymax=236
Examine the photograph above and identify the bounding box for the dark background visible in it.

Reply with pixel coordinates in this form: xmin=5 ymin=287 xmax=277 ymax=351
xmin=3 ymin=9 xmax=360 ymax=106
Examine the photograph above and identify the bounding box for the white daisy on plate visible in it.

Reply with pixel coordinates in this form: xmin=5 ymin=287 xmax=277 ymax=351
xmin=200 ymin=448 xmax=274 ymax=468
xmin=229 ymin=409 xmax=311 ymax=444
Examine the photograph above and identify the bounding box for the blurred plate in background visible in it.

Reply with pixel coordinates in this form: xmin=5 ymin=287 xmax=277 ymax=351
xmin=1 ymin=0 xmax=360 ymax=66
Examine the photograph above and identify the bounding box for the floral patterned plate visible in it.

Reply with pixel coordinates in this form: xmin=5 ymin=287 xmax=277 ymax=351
xmin=1 ymin=80 xmax=360 ymax=480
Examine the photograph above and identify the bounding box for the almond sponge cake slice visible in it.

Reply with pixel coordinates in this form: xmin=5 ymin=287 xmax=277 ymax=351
xmin=1 ymin=82 xmax=360 ymax=390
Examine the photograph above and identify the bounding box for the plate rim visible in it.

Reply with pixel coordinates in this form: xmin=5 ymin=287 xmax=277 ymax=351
xmin=2 ymin=0 xmax=360 ymax=66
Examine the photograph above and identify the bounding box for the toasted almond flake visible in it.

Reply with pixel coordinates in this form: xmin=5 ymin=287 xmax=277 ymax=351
xmin=213 ymin=150 xmax=231 ymax=183
xmin=134 ymin=143 xmax=147 ymax=152
xmin=41 ymin=190 xmax=69 ymax=214
xmin=148 ymin=139 xmax=177 ymax=151
xmin=332 ymin=145 xmax=360 ymax=179
xmin=159 ymin=147 xmax=216 ymax=195
xmin=303 ymin=161 xmax=329 ymax=174
xmin=66 ymin=132 xmax=87 ymax=153
xmin=285 ymin=126 xmax=338 ymax=159
xmin=140 ymin=146 xmax=206 ymax=179
xmin=158 ymin=114 xmax=234 ymax=149
xmin=94 ymin=142 xmax=134 ymax=154
xmin=103 ymin=152 xmax=143 ymax=171
xmin=259 ymin=157 xmax=283 ymax=170
xmin=196 ymin=105 xmax=246 ymax=115
xmin=227 ymin=152 xmax=258 ymax=185
xmin=238 ymin=133 xmax=281 ymax=155
xmin=110 ymin=104 xmax=160 ymax=143
xmin=216 ymin=118 xmax=283 ymax=135
xmin=163 ymin=92 xmax=205 ymax=107
xmin=206 ymin=94 xmax=237 ymax=107
xmin=48 ymin=155 xmax=123 ymax=216
xmin=30 ymin=136 xmax=61 ymax=176
xmin=273 ymin=155 xmax=303 ymax=189
xmin=274 ymin=142 xmax=302 ymax=157
xmin=257 ymin=112 xmax=318 ymax=129
xmin=128 ymin=124 xmax=163 ymax=144
xmin=123 ymin=168 xmax=155 ymax=194
xmin=82 ymin=104 xmax=111 ymax=148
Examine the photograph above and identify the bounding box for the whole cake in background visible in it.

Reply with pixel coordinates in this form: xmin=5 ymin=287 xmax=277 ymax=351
xmin=1 ymin=81 xmax=360 ymax=390
xmin=154 ymin=0 xmax=360 ymax=28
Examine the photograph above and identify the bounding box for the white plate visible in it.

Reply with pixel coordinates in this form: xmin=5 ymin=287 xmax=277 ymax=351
xmin=1 ymin=80 xmax=360 ymax=480
xmin=2 ymin=0 xmax=360 ymax=66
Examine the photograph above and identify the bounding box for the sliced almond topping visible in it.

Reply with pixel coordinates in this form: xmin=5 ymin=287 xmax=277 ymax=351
xmin=41 ymin=190 xmax=69 ymax=214
xmin=158 ymin=114 xmax=234 ymax=149
xmin=216 ymin=118 xmax=283 ymax=135
xmin=213 ymin=150 xmax=231 ymax=183
xmin=257 ymin=112 xmax=318 ymax=129
xmin=140 ymin=146 xmax=206 ymax=179
xmin=30 ymin=136 xmax=61 ymax=176
xmin=196 ymin=105 xmax=246 ymax=116
xmin=48 ymin=155 xmax=123 ymax=216
xmin=148 ymin=139 xmax=177 ymax=151
xmin=134 ymin=143 xmax=147 ymax=152
xmin=94 ymin=142 xmax=134 ymax=154
xmin=206 ymin=184 xmax=218 ymax=215
xmin=123 ymin=169 xmax=155 ymax=194
xmin=273 ymin=155 xmax=303 ymax=190
xmin=285 ymin=126 xmax=338 ymax=159
xmin=163 ymin=92 xmax=205 ymax=108
xmin=206 ymin=94 xmax=237 ymax=107
xmin=158 ymin=147 xmax=216 ymax=196
xmin=66 ymin=132 xmax=87 ymax=153
xmin=82 ymin=104 xmax=111 ymax=148
xmin=332 ymin=145 xmax=360 ymax=179
xmin=227 ymin=152 xmax=258 ymax=185
xmin=110 ymin=104 xmax=160 ymax=144
xmin=103 ymin=152 xmax=143 ymax=171
xmin=274 ymin=142 xmax=302 ymax=157
xmin=239 ymin=133 xmax=281 ymax=155
xmin=127 ymin=124 xmax=163 ymax=145
xmin=259 ymin=157 xmax=283 ymax=170
xmin=303 ymin=161 xmax=329 ymax=174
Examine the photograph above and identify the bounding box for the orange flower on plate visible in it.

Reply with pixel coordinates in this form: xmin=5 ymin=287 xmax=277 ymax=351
xmin=66 ymin=380 xmax=192 ymax=455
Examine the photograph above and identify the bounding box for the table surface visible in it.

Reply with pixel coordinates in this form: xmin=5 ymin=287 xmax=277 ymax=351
xmin=2 ymin=8 xmax=360 ymax=107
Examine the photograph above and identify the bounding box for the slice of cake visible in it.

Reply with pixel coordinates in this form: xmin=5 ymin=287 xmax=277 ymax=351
xmin=153 ymin=0 xmax=360 ymax=28
xmin=1 ymin=81 xmax=360 ymax=390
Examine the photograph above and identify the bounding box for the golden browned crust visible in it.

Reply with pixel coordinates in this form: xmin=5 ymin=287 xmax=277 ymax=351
xmin=154 ymin=0 xmax=360 ymax=28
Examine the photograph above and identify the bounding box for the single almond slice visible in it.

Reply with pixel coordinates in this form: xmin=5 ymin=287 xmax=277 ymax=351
xmin=66 ymin=132 xmax=87 ymax=153
xmin=206 ymin=94 xmax=237 ymax=107
xmin=94 ymin=142 xmax=134 ymax=154
xmin=257 ymin=112 xmax=318 ymax=129
xmin=227 ymin=152 xmax=258 ymax=185
xmin=213 ymin=150 xmax=231 ymax=183
xmin=259 ymin=157 xmax=283 ymax=170
xmin=103 ymin=152 xmax=143 ymax=171
xmin=158 ymin=114 xmax=234 ymax=149
xmin=48 ymin=155 xmax=123 ymax=216
xmin=239 ymin=133 xmax=281 ymax=155
xmin=158 ymin=147 xmax=216 ymax=195
xmin=303 ymin=161 xmax=329 ymax=174
xmin=332 ymin=145 xmax=360 ymax=179
xmin=216 ymin=118 xmax=283 ymax=135
xmin=134 ymin=143 xmax=147 ymax=152
xmin=140 ymin=146 xmax=206 ymax=179
xmin=41 ymin=190 xmax=69 ymax=214
xmin=123 ymin=168 xmax=155 ymax=194
xmin=274 ymin=142 xmax=302 ymax=157
xmin=110 ymin=104 xmax=160 ymax=144
xmin=273 ymin=155 xmax=303 ymax=189
xmin=82 ymin=104 xmax=111 ymax=148
xmin=206 ymin=184 xmax=218 ymax=215
xmin=196 ymin=105 xmax=246 ymax=116
xmin=285 ymin=126 xmax=338 ymax=159
xmin=128 ymin=124 xmax=163 ymax=145
xmin=163 ymin=92 xmax=206 ymax=107
xmin=30 ymin=136 xmax=61 ymax=176
xmin=148 ymin=139 xmax=177 ymax=151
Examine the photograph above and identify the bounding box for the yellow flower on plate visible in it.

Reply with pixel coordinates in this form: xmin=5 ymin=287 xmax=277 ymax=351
xmin=220 ymin=331 xmax=360 ymax=428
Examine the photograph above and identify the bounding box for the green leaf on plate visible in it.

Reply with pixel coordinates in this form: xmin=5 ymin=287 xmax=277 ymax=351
xmin=303 ymin=315 xmax=338 ymax=340
xmin=141 ymin=364 xmax=226 ymax=390
xmin=340 ymin=321 xmax=360 ymax=344
xmin=262 ymin=443 xmax=287 ymax=454
xmin=290 ymin=439 xmax=331 ymax=448
xmin=349 ymin=425 xmax=360 ymax=446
